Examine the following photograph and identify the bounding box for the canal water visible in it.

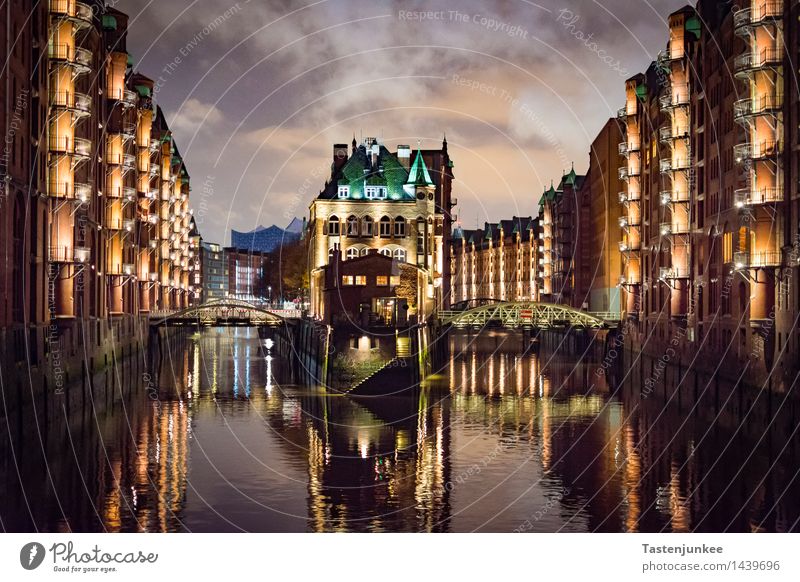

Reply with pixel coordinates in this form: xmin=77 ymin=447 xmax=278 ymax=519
xmin=1 ymin=327 xmax=798 ymax=532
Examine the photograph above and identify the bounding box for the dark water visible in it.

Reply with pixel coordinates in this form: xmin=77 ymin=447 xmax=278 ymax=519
xmin=1 ymin=328 xmax=798 ymax=532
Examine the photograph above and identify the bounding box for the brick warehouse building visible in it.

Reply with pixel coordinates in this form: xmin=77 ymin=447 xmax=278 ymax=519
xmin=450 ymin=217 xmax=541 ymax=306
xmin=308 ymin=136 xmax=455 ymax=323
xmin=1 ymin=2 xmax=196 ymax=380
xmin=618 ymin=1 xmax=800 ymax=388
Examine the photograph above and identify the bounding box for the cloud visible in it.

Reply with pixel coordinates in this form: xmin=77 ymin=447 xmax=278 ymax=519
xmin=121 ymin=0 xmax=690 ymax=243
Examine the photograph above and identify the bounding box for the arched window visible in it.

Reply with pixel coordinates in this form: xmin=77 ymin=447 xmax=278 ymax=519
xmin=328 ymin=215 xmax=340 ymax=236
xmin=346 ymin=247 xmax=360 ymax=260
xmin=379 ymin=216 xmax=392 ymax=238
xmin=362 ymin=216 xmax=374 ymax=236
xmin=346 ymin=215 xmax=359 ymax=237
xmin=360 ymin=247 xmax=369 ymax=257
xmin=393 ymin=248 xmax=407 ymax=262
xmin=379 ymin=248 xmax=392 ymax=257
xmin=394 ymin=216 xmax=406 ymax=237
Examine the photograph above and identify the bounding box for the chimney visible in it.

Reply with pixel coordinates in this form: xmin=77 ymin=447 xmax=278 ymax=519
xmin=370 ymin=142 xmax=379 ymax=168
xmin=397 ymin=145 xmax=411 ymax=170
xmin=333 ymin=144 xmax=348 ymax=172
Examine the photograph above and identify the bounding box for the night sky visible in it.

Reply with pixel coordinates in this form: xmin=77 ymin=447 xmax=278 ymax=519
xmin=121 ymin=0 xmax=689 ymax=245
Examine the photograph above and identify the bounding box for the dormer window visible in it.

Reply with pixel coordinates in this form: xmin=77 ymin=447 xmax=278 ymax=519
xmin=337 ymin=185 xmax=349 ymax=198
xmin=365 ymin=186 xmax=387 ymax=199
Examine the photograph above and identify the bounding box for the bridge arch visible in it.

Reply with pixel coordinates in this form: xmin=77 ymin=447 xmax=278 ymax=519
xmin=440 ymin=301 xmax=607 ymax=329
xmin=150 ymin=298 xmax=292 ymax=327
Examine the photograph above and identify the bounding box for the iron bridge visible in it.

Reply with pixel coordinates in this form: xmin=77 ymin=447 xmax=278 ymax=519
xmin=439 ymin=301 xmax=608 ymax=329
xmin=150 ymin=298 xmax=300 ymax=327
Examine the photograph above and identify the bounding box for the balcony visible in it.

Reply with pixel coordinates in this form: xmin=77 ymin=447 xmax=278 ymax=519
xmin=49 ymin=245 xmax=91 ymax=263
xmin=122 ymin=187 xmax=137 ymax=204
xmin=733 ymin=93 xmax=783 ymax=123
xmin=47 ymin=180 xmax=91 ymax=201
xmin=734 ymin=250 xmax=781 ymax=269
xmin=734 ymin=186 xmax=782 ymax=207
xmin=733 ymin=2 xmax=782 ymax=33
xmin=115 ymin=122 xmax=137 ymax=141
xmin=50 ymin=90 xmax=91 ymax=118
xmin=107 ymin=152 xmax=136 ymax=170
xmin=618 ymin=191 xmax=628 ymax=204
xmin=659 ymin=159 xmax=672 ymax=173
xmin=734 ymin=48 xmax=783 ymax=77
xmin=618 ymin=142 xmax=628 ymax=156
xmin=618 ymin=216 xmax=628 ymax=229
xmin=49 ymin=1 xmax=93 ymax=29
xmin=659 ymin=85 xmax=690 ymax=110
xmin=660 ymin=266 xmax=690 ymax=280
xmin=659 ymin=125 xmax=689 ymax=143
xmin=618 ymin=166 xmax=628 ymax=181
xmin=659 ymin=191 xmax=671 ymax=206
xmin=657 ymin=48 xmax=684 ymax=67
xmin=659 ymin=222 xmax=672 ymax=236
xmin=617 ymin=107 xmax=628 ymax=120
xmin=734 ymin=140 xmax=782 ymax=163
xmin=121 ymin=89 xmax=138 ymax=108
xmin=48 ymin=44 xmax=92 ymax=75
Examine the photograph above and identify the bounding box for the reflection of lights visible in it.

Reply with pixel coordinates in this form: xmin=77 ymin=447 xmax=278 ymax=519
xmin=263 ymin=338 xmax=274 ymax=350
xmin=265 ymin=355 xmax=273 ymax=396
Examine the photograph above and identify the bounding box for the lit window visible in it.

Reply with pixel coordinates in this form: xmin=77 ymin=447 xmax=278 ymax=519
xmin=328 ymin=215 xmax=340 ymax=236
xmin=341 ymin=275 xmax=353 ymax=286
xmin=390 ymin=276 xmax=400 ymax=286
xmin=355 ymin=275 xmax=367 ymax=285
xmin=338 ymin=185 xmax=349 ymax=198
xmin=379 ymin=216 xmax=392 ymax=237
xmin=362 ymin=216 xmax=374 ymax=236
xmin=393 ymin=248 xmax=407 ymax=262
xmin=346 ymin=215 xmax=359 ymax=236
xmin=365 ymin=186 xmax=387 ymax=199
xmin=376 ymin=276 xmax=388 ymax=286
xmin=394 ymin=216 xmax=405 ymax=237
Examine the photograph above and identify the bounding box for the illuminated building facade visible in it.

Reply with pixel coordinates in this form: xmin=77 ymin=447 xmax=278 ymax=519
xmin=1 ymin=1 xmax=196 ymax=376
xmin=450 ymin=217 xmax=540 ymax=305
xmin=619 ymin=1 xmax=799 ymax=384
xmin=538 ymin=167 xmax=588 ymax=307
xmin=308 ymin=137 xmax=455 ymax=323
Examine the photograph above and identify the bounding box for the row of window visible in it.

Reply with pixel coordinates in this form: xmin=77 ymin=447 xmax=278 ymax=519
xmin=330 ymin=247 xmax=408 ymax=262
xmin=341 ymin=275 xmax=401 ymax=286
xmin=337 ymin=185 xmax=388 ymax=199
xmin=328 ymin=215 xmax=412 ymax=238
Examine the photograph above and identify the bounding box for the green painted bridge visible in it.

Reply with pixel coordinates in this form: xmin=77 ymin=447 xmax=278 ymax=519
xmin=439 ymin=301 xmax=612 ymax=329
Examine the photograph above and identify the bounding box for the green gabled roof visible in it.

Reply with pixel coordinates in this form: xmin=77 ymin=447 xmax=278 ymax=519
xmin=685 ymin=15 xmax=701 ymax=40
xmin=635 ymin=83 xmax=647 ymax=101
xmin=135 ymin=84 xmax=151 ymax=97
xmin=564 ymin=163 xmax=577 ymax=186
xmin=102 ymin=15 xmax=117 ymax=30
xmin=407 ymin=149 xmax=433 ymax=187
xmin=365 ymin=174 xmax=387 ymax=186
xmin=334 ymin=144 xmax=410 ymax=200
xmin=543 ymin=181 xmax=557 ymax=202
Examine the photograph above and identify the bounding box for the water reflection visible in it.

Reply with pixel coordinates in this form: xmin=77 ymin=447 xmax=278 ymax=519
xmin=1 ymin=328 xmax=798 ymax=532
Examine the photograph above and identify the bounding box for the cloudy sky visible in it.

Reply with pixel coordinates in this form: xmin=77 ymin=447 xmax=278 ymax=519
xmin=121 ymin=0 xmax=689 ymax=245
